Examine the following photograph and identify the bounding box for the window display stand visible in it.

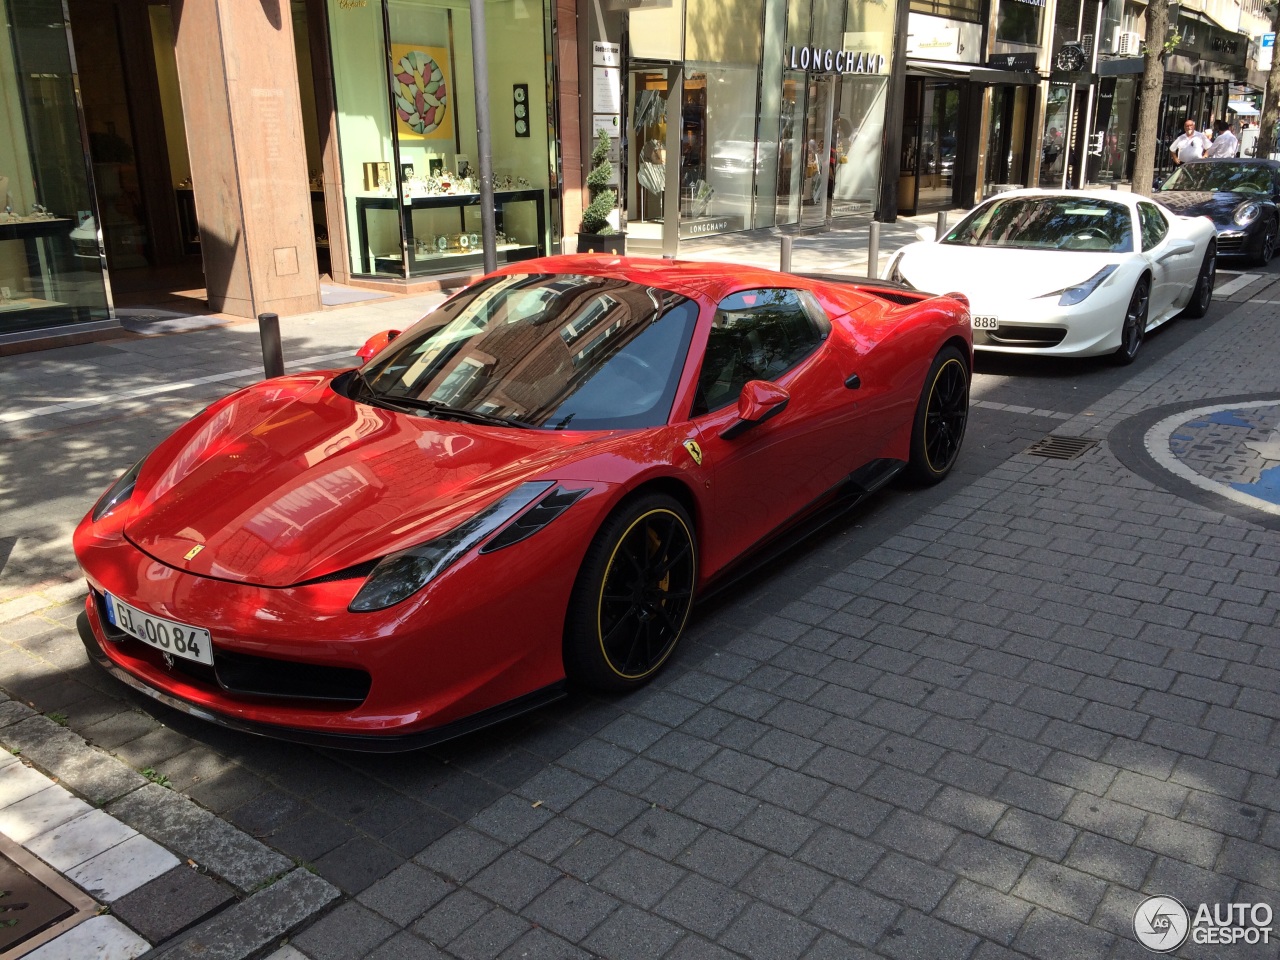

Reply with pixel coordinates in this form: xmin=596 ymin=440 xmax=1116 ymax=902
xmin=0 ymin=218 xmax=84 ymax=325
xmin=355 ymin=189 xmax=545 ymax=277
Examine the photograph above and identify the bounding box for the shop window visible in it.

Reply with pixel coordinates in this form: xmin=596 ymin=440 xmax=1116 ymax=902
xmin=909 ymin=0 xmax=984 ymax=24
xmin=328 ymin=0 xmax=558 ymax=279
xmin=0 ymin=0 xmax=109 ymax=333
xmin=680 ymin=65 xmax=761 ymax=238
xmin=996 ymin=0 xmax=1043 ymax=45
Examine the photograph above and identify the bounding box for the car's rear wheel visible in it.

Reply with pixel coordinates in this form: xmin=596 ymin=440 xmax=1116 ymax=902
xmin=1114 ymin=277 xmax=1150 ymax=365
xmin=564 ymin=494 xmax=697 ymax=692
xmin=1183 ymin=244 xmax=1215 ymax=319
xmin=1254 ymin=220 xmax=1277 ymax=266
xmin=906 ymin=346 xmax=969 ymax=484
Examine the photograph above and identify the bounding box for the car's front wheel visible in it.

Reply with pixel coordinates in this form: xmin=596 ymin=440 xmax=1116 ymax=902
xmin=1114 ymin=277 xmax=1150 ymax=365
xmin=906 ymin=345 xmax=969 ymax=484
xmin=1254 ymin=220 xmax=1277 ymax=266
xmin=564 ymin=494 xmax=697 ymax=692
xmin=1182 ymin=244 xmax=1215 ymax=319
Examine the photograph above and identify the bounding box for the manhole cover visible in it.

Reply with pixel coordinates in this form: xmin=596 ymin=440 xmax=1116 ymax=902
xmin=0 ymin=852 xmax=73 ymax=953
xmin=0 ymin=834 xmax=95 ymax=959
xmin=1025 ymin=435 xmax=1099 ymax=460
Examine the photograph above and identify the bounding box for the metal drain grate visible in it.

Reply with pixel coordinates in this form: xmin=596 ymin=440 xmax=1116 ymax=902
xmin=0 ymin=833 xmax=95 ymax=958
xmin=1025 ymin=435 xmax=1100 ymax=460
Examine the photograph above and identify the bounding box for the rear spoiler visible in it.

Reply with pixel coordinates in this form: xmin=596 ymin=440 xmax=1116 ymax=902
xmin=794 ymin=272 xmax=966 ymax=308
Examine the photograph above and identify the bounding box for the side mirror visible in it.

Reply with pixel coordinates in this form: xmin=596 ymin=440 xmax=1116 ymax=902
xmin=914 ymin=226 xmax=937 ymax=243
xmin=721 ymin=380 xmax=790 ymax=440
xmin=357 ymin=329 xmax=401 ymax=365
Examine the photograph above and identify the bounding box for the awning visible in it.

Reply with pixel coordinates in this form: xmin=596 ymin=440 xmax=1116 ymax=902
xmin=906 ymin=60 xmax=1042 ymax=86
xmin=1229 ymin=100 xmax=1260 ymax=115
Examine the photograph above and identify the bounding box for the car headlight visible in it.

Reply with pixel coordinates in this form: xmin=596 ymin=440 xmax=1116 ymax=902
xmin=1234 ymin=202 xmax=1262 ymax=226
xmin=349 ymin=481 xmax=555 ymax=612
xmin=91 ymin=458 xmax=146 ymax=522
xmin=886 ymin=253 xmax=914 ymax=289
xmin=1045 ymin=265 xmax=1119 ymax=306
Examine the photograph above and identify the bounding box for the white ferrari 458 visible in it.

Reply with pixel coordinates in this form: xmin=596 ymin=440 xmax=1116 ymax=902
xmin=885 ymin=190 xmax=1218 ymax=364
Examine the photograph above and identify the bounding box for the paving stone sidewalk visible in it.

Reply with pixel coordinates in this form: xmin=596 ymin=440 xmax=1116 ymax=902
xmin=2 ymin=241 xmax=1280 ymax=959
xmin=0 ymin=673 xmax=338 ymax=959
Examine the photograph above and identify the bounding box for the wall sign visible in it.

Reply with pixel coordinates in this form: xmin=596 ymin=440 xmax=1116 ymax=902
xmin=986 ymin=52 xmax=1038 ymax=70
xmin=787 ymin=46 xmax=885 ymax=74
xmin=592 ymin=41 xmax=621 ymax=67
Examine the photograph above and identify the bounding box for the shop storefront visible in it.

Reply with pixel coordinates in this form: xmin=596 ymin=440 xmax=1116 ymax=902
xmin=1 ymin=0 xmax=111 ymax=337
xmin=897 ymin=7 xmax=1041 ymax=215
xmin=329 ymin=0 xmax=562 ymax=279
xmin=1042 ymin=2 xmax=1247 ymax=189
xmin=607 ymin=0 xmax=896 ymax=252
xmin=3 ymin=0 xmax=569 ymax=339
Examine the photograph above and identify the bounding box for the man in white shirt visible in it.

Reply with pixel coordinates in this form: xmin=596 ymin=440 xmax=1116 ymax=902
xmin=1170 ymin=119 xmax=1210 ymax=164
xmin=1206 ymin=120 xmax=1239 ymax=158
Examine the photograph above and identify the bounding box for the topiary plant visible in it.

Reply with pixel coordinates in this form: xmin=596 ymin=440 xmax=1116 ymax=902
xmin=580 ymin=129 xmax=617 ymax=236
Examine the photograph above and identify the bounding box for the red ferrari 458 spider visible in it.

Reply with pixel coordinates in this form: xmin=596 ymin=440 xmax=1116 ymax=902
xmin=75 ymin=256 xmax=971 ymax=750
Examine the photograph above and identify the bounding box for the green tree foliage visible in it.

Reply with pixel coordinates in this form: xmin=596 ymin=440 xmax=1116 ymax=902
xmin=580 ymin=129 xmax=617 ymax=235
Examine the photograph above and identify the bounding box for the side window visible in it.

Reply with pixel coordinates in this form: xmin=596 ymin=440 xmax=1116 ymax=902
xmin=1137 ymin=202 xmax=1169 ymax=251
xmin=694 ymin=288 xmax=829 ymax=414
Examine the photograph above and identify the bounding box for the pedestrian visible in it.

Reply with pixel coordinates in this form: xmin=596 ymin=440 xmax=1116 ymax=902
xmin=1207 ymin=119 xmax=1239 ymax=157
xmin=1170 ymin=118 xmax=1210 ymax=165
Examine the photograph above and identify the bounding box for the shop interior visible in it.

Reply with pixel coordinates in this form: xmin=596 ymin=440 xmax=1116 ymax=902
xmin=330 ymin=0 xmax=558 ymax=279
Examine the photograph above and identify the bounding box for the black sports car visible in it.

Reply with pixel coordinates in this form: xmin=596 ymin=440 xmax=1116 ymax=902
xmin=1156 ymin=158 xmax=1280 ymax=265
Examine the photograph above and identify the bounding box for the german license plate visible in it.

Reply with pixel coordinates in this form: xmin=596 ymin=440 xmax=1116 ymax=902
xmin=972 ymin=316 xmax=999 ymax=330
xmin=104 ymin=593 xmax=213 ymax=665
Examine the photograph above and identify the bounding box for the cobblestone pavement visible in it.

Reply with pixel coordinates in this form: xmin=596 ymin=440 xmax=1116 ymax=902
xmin=2 ymin=260 xmax=1280 ymax=959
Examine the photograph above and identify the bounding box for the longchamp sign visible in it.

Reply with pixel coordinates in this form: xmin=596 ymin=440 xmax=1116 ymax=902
xmin=787 ymin=45 xmax=886 ymax=74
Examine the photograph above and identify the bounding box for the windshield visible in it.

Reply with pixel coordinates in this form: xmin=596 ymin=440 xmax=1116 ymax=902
xmin=1160 ymin=162 xmax=1273 ymax=195
xmin=357 ymin=274 xmax=699 ymax=430
xmin=944 ymin=196 xmax=1134 ymax=252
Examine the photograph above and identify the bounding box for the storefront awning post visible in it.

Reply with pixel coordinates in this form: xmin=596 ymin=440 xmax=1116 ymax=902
xmin=469 ymin=0 xmax=497 ymax=274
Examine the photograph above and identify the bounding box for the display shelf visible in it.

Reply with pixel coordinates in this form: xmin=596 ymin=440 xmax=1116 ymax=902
xmin=356 ymin=189 xmax=546 ymax=277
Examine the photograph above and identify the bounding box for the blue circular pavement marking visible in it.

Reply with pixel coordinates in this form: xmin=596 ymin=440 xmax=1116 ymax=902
xmin=1110 ymin=395 xmax=1280 ymax=531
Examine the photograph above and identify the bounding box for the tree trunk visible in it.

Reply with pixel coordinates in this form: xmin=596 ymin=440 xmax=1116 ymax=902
xmin=1259 ymin=7 xmax=1280 ymax=158
xmin=1132 ymin=0 xmax=1171 ymax=197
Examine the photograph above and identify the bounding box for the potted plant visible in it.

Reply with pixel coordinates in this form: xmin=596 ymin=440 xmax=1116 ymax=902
xmin=577 ymin=129 xmax=626 ymax=255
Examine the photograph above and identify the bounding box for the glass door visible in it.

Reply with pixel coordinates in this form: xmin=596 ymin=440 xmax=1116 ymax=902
xmin=626 ymin=67 xmax=672 ymax=252
xmin=1040 ymin=83 xmax=1070 ymax=186
xmin=918 ymin=80 xmax=960 ymax=210
xmin=799 ymin=75 xmax=836 ymax=229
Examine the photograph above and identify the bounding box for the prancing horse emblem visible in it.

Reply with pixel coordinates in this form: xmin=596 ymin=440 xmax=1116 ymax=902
xmin=683 ymin=440 xmax=704 ymax=466
xmin=184 ymin=544 xmax=204 ymax=561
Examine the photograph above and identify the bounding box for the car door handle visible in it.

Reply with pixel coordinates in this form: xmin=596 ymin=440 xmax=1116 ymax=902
xmin=844 ymin=373 xmax=861 ymax=389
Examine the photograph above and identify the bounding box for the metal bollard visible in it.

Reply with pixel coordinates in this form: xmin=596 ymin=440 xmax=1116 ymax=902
xmin=867 ymin=221 xmax=880 ymax=279
xmin=780 ymin=235 xmax=793 ymax=273
xmin=936 ymin=211 xmax=948 ymax=237
xmin=258 ymin=312 xmax=284 ymax=379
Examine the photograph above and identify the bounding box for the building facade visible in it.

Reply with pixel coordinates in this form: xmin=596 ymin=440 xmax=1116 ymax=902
xmin=1 ymin=0 xmax=579 ymax=342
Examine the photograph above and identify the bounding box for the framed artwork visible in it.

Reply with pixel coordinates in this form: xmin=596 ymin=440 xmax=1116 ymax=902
xmin=391 ymin=44 xmax=453 ymax=141
xmin=428 ymin=157 xmax=444 ymax=178
xmin=513 ymin=83 xmax=530 ymax=138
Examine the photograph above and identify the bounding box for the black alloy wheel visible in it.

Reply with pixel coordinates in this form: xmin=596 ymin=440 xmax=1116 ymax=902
xmin=565 ymin=494 xmax=697 ymax=692
xmin=906 ymin=346 xmax=969 ymax=484
xmin=1256 ymin=221 xmax=1277 ymax=266
xmin=1114 ymin=277 xmax=1150 ymax=365
xmin=1183 ymin=244 xmax=1215 ymax=319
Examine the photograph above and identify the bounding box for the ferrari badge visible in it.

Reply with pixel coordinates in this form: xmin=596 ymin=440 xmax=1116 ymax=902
xmin=184 ymin=544 xmax=204 ymax=561
xmin=683 ymin=440 xmax=704 ymax=466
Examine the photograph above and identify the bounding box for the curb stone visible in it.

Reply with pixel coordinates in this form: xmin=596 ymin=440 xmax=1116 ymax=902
xmin=0 ymin=694 xmax=340 ymax=958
